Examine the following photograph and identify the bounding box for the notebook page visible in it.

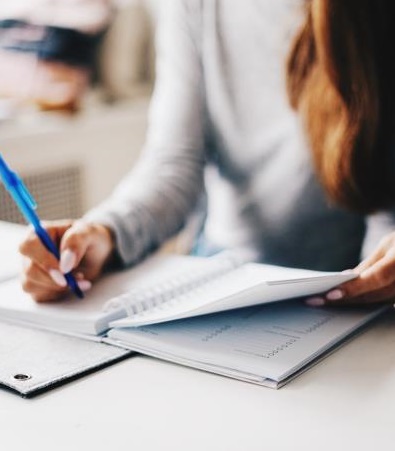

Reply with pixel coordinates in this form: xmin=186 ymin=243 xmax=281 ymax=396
xmin=0 ymin=254 xmax=207 ymax=335
xmin=108 ymin=302 xmax=382 ymax=381
xmin=111 ymin=264 xmax=356 ymax=327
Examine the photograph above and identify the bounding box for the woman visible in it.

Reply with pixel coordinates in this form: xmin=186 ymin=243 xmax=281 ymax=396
xmin=19 ymin=0 xmax=395 ymax=307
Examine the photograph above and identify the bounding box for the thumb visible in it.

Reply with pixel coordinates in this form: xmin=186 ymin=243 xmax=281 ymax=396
xmin=59 ymin=222 xmax=92 ymax=274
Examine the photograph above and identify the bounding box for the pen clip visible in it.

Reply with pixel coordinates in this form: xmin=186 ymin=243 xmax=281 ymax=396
xmin=15 ymin=174 xmax=37 ymax=210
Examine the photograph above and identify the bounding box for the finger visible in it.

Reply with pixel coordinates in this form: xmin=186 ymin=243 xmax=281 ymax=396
xmin=329 ymin=251 xmax=395 ymax=302
xmin=354 ymin=246 xmax=386 ymax=274
xmin=308 ymin=283 xmax=395 ymax=308
xmin=305 ymin=297 xmax=326 ymax=307
xmin=19 ymin=230 xmax=60 ymax=272
xmin=325 ymin=282 xmax=395 ymax=306
xmin=306 ymin=286 xmax=395 ymax=307
xmin=22 ymin=260 xmax=92 ymax=300
xmin=22 ymin=273 xmax=66 ymax=303
xmin=19 ymin=221 xmax=73 ymax=272
xmin=353 ymin=281 xmax=395 ymax=304
xmin=21 ymin=252 xmax=67 ymax=288
xmin=22 ymin=260 xmax=68 ymax=291
xmin=22 ymin=281 xmax=66 ymax=303
xmin=40 ymin=220 xmax=75 ymax=243
xmin=59 ymin=222 xmax=94 ymax=274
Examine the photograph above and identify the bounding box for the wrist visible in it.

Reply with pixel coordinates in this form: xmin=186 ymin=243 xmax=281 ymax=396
xmin=95 ymin=224 xmax=121 ymax=270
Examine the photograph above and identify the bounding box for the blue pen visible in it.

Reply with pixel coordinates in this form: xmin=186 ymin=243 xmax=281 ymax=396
xmin=0 ymin=153 xmax=84 ymax=299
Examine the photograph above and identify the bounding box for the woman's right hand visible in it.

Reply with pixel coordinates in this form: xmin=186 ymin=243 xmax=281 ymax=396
xmin=19 ymin=220 xmax=116 ymax=302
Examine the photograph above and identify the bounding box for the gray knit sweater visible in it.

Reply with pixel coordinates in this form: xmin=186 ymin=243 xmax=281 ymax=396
xmin=86 ymin=0 xmax=395 ymax=271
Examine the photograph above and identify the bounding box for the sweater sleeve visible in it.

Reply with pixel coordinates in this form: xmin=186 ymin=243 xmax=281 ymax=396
xmin=85 ymin=0 xmax=206 ymax=265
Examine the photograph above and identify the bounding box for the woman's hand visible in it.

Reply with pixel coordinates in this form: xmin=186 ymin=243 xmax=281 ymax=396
xmin=307 ymin=232 xmax=395 ymax=307
xmin=19 ymin=220 xmax=116 ymax=302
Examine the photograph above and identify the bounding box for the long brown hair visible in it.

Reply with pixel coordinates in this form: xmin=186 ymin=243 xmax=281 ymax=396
xmin=287 ymin=0 xmax=395 ymax=213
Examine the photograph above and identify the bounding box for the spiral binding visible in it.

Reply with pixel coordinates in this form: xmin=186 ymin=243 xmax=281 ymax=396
xmin=103 ymin=250 xmax=250 ymax=317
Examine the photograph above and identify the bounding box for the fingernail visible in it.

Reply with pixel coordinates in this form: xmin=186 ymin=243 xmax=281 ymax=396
xmin=60 ymin=249 xmax=76 ymax=274
xmin=49 ymin=269 xmax=67 ymax=287
xmin=326 ymin=289 xmax=344 ymax=301
xmin=306 ymin=297 xmax=325 ymax=307
xmin=78 ymin=280 xmax=92 ymax=292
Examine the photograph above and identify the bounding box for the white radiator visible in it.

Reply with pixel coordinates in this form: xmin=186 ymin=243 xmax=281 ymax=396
xmin=0 ymin=165 xmax=83 ymax=224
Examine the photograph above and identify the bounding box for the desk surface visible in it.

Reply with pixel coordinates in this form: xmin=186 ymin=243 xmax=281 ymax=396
xmin=1 ymin=223 xmax=395 ymax=451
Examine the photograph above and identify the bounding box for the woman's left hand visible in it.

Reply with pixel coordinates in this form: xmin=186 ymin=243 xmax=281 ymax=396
xmin=307 ymin=231 xmax=395 ymax=306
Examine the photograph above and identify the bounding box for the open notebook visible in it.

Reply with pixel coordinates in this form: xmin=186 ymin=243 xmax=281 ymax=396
xmin=0 ymin=248 xmax=384 ymax=388
xmin=0 ymin=254 xmax=201 ymax=337
xmin=108 ymin=252 xmax=358 ymax=328
xmin=106 ymin=302 xmax=384 ymax=388
xmin=0 ymin=250 xmax=357 ymax=336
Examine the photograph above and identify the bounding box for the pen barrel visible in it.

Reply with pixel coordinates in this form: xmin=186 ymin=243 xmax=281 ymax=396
xmin=35 ymin=225 xmax=61 ymax=260
xmin=64 ymin=273 xmax=84 ymax=298
xmin=36 ymin=226 xmax=84 ymax=298
xmin=35 ymin=226 xmax=84 ymax=298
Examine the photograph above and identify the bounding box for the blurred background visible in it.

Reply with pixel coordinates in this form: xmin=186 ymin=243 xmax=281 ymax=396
xmin=0 ymin=0 xmax=160 ymax=224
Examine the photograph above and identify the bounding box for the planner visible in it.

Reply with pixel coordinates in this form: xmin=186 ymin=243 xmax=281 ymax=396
xmin=0 ymin=250 xmax=357 ymax=336
xmin=106 ymin=302 xmax=384 ymax=388
xmin=108 ymin=251 xmax=358 ymax=328
xmin=0 ymin=254 xmax=214 ymax=336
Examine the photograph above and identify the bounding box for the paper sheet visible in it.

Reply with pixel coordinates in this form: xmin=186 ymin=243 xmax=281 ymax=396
xmin=108 ymin=302 xmax=383 ymax=382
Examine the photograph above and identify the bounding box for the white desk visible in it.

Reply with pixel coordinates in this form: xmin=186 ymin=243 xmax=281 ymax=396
xmin=1 ymin=223 xmax=395 ymax=451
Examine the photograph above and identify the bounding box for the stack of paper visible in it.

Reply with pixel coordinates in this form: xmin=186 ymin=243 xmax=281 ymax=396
xmin=106 ymin=302 xmax=384 ymax=388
